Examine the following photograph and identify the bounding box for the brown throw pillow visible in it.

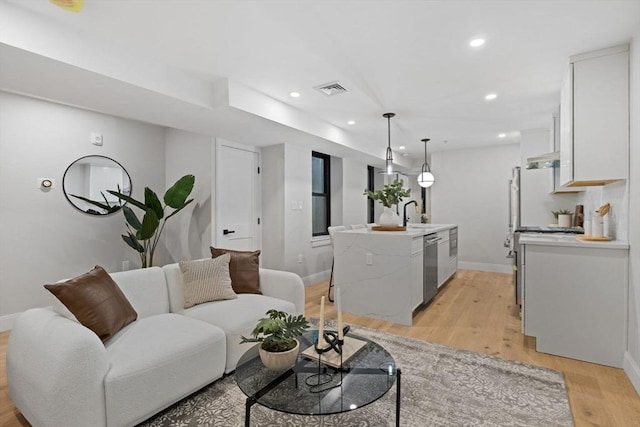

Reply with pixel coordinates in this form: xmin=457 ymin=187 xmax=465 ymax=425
xmin=210 ymin=247 xmax=261 ymax=294
xmin=179 ymin=254 xmax=237 ymax=308
xmin=44 ymin=266 xmax=137 ymax=343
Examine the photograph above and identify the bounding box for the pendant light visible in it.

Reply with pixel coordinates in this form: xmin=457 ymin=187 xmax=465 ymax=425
xmin=417 ymin=138 xmax=435 ymax=187
xmin=380 ymin=112 xmax=400 ymax=175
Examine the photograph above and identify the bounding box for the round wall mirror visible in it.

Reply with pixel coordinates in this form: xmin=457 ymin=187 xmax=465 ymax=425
xmin=63 ymin=155 xmax=132 ymax=215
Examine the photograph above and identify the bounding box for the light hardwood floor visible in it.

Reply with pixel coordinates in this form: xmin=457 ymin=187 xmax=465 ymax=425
xmin=1 ymin=270 xmax=639 ymax=426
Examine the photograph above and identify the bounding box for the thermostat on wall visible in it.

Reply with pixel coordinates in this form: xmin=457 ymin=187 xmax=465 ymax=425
xmin=37 ymin=178 xmax=56 ymax=189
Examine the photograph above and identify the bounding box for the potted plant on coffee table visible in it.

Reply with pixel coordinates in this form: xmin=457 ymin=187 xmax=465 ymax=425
xmin=240 ymin=309 xmax=309 ymax=371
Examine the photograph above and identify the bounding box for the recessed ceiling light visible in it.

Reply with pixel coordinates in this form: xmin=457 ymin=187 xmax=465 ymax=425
xmin=498 ymin=133 xmax=506 ymax=138
xmin=347 ymin=120 xmax=356 ymax=125
xmin=470 ymin=38 xmax=485 ymax=47
xmin=289 ymin=91 xmax=301 ymax=98
xmin=399 ymin=146 xmax=405 ymax=150
xmin=485 ymin=93 xmax=497 ymax=100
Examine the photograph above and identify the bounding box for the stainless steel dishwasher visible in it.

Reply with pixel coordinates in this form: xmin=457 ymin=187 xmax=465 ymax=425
xmin=423 ymin=233 xmax=440 ymax=304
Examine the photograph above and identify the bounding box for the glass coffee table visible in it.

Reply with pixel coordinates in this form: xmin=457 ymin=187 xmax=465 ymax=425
xmin=235 ymin=329 xmax=401 ymax=426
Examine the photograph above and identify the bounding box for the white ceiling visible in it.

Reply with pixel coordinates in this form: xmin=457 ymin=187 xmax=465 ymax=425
xmin=1 ymin=0 xmax=639 ymax=167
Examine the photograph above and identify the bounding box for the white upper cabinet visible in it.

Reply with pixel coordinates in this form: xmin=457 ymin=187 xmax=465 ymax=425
xmin=550 ymin=110 xmax=582 ymax=193
xmin=559 ymin=45 xmax=629 ymax=187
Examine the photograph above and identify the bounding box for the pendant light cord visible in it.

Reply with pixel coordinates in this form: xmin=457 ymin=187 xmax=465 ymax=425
xmin=421 ymin=138 xmax=431 ymax=173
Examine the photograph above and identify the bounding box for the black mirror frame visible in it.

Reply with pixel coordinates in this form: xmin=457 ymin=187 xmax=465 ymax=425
xmin=62 ymin=155 xmax=132 ymax=216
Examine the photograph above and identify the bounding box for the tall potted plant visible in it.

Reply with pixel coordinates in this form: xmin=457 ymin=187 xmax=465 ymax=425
xmin=110 ymin=175 xmax=195 ymax=267
xmin=363 ymin=178 xmax=411 ymax=226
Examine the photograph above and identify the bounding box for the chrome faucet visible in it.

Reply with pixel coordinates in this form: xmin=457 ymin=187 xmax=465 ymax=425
xmin=403 ymin=200 xmax=418 ymax=227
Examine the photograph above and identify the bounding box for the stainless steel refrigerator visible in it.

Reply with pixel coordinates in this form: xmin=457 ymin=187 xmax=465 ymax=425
xmin=508 ymin=167 xmax=521 ymax=246
xmin=505 ymin=167 xmax=521 ymax=304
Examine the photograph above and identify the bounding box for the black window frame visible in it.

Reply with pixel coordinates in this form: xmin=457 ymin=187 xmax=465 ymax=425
xmin=312 ymin=151 xmax=331 ymax=237
xmin=367 ymin=165 xmax=375 ymax=223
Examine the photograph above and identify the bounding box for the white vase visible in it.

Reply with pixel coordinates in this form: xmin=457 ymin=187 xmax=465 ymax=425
xmin=379 ymin=207 xmax=400 ymax=227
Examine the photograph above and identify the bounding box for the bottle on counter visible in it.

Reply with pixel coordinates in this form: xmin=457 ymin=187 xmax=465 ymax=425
xmin=584 ymin=212 xmax=592 ymax=235
xmin=574 ymin=205 xmax=584 ymax=227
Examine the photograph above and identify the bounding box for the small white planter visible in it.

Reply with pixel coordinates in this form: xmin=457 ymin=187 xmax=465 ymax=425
xmin=558 ymin=214 xmax=572 ymax=228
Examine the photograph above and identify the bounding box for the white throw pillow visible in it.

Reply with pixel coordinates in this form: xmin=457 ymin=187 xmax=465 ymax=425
xmin=179 ymin=254 xmax=237 ymax=308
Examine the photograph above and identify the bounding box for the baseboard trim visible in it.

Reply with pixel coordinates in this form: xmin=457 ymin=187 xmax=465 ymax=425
xmin=623 ymin=351 xmax=640 ymax=395
xmin=458 ymin=261 xmax=512 ymax=274
xmin=0 ymin=312 xmax=20 ymax=332
xmin=302 ymin=269 xmax=331 ymax=286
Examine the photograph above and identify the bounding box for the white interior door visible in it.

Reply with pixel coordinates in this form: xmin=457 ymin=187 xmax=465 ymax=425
xmin=215 ymin=140 xmax=260 ymax=251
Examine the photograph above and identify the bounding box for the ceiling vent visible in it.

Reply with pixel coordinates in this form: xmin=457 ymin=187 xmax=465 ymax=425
xmin=314 ymin=81 xmax=348 ymax=97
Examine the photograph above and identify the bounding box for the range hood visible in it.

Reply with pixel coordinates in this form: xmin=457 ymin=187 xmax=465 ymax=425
xmin=525 ymin=152 xmax=560 ymax=169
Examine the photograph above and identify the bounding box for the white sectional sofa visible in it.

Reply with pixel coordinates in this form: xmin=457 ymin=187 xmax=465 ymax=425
xmin=6 ymin=261 xmax=305 ymax=427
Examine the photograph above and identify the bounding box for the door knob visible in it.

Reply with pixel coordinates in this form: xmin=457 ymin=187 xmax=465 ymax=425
xmin=223 ymin=229 xmax=236 ymax=235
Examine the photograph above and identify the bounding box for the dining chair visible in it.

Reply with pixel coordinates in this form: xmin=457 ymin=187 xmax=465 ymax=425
xmin=326 ymin=225 xmax=347 ymax=302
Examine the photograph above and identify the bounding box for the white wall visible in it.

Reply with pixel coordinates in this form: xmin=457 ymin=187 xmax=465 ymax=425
xmin=261 ymin=144 xmax=286 ymax=270
xmin=431 ymin=144 xmax=520 ymax=273
xmin=0 ymin=92 xmax=165 ymax=330
xmin=283 ymin=143 xmax=333 ymax=283
xmin=330 ymin=156 xmax=344 ymax=226
xmin=624 ymin=30 xmax=640 ymax=394
xmin=260 ymin=143 xmax=369 ymax=284
xmin=164 ymin=129 xmax=213 ymax=263
xmin=520 ymin=129 xmax=579 ymax=226
xmin=341 ymin=158 xmax=368 ymax=227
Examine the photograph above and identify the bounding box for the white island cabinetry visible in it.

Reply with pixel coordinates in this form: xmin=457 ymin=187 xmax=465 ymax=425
xmin=436 ymin=228 xmax=457 ymax=288
xmin=410 ymin=235 xmax=424 ymax=311
xmin=521 ymin=235 xmax=628 ymax=367
xmin=437 ymin=230 xmax=449 ymax=288
xmin=332 ymin=224 xmax=457 ymax=326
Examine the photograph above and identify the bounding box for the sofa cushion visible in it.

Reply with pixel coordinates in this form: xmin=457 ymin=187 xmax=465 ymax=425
xmin=180 ymin=254 xmax=237 ymax=308
xmin=210 ymin=247 xmax=261 ymax=294
xmin=104 ymin=313 xmax=226 ymax=427
xmin=110 ymin=267 xmax=170 ymax=318
xmin=44 ymin=266 xmax=137 ymax=343
xmin=184 ymin=294 xmax=296 ymax=373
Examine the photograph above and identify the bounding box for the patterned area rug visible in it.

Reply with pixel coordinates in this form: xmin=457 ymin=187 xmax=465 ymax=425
xmin=140 ymin=322 xmax=573 ymax=426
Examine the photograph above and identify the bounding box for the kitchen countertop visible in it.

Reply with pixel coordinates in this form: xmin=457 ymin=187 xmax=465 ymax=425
xmin=342 ymin=223 xmax=456 ymax=237
xmin=519 ymin=233 xmax=629 ymax=249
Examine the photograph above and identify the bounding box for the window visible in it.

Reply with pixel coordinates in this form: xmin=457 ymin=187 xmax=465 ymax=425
xmin=367 ymin=165 xmax=375 ymax=223
xmin=312 ymin=151 xmax=330 ymax=236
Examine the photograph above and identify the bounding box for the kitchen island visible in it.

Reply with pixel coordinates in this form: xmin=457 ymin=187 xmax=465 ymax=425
xmin=332 ymin=224 xmax=457 ymax=326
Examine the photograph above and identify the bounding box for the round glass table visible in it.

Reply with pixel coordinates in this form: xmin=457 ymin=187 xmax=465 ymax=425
xmin=235 ymin=329 xmax=401 ymax=426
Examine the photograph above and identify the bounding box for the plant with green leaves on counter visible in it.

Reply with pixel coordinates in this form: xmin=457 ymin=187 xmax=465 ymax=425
xmin=551 ymin=209 xmax=572 ymax=219
xmin=363 ymin=178 xmax=411 ymax=208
